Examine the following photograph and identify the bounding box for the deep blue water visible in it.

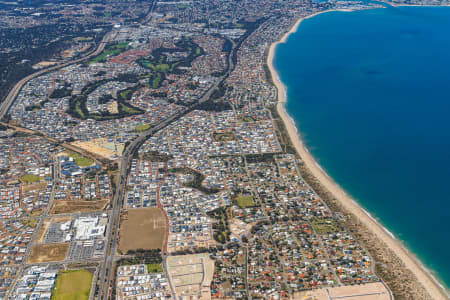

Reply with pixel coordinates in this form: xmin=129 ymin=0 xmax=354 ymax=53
xmin=275 ymin=6 xmax=450 ymax=289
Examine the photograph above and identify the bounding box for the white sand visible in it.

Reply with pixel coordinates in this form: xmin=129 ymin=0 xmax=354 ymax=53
xmin=267 ymin=10 xmax=449 ymax=300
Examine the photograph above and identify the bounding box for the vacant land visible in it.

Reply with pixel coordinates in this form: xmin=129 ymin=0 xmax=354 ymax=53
xmin=119 ymin=208 xmax=166 ymax=253
xmin=147 ymin=263 xmax=163 ymax=273
xmin=294 ymin=282 xmax=391 ymax=300
xmin=310 ymin=217 xmax=341 ymax=235
xmin=33 ymin=61 xmax=58 ymax=69
xmin=236 ymin=194 xmax=255 ymax=208
xmin=28 ymin=243 xmax=69 ymax=263
xmin=167 ymin=253 xmax=214 ymax=299
xmin=21 ymin=218 xmax=39 ymax=228
xmin=50 ymin=200 xmax=108 ymax=214
xmin=29 ymin=209 xmax=43 ymax=217
xmin=142 ymin=151 xmax=173 ymax=162
xmin=36 ymin=219 xmax=50 ymax=243
xmin=52 ymin=269 xmax=93 ymax=300
xmin=107 ymin=100 xmax=119 ymax=114
xmin=135 ymin=123 xmax=151 ymax=132
xmin=20 ymin=174 xmax=41 ymax=183
xmin=22 ymin=181 xmax=47 ymax=192
xmin=71 ymin=139 xmax=124 ymax=160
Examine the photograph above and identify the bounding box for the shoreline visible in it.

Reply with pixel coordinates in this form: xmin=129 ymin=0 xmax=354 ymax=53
xmin=267 ymin=8 xmax=449 ymax=300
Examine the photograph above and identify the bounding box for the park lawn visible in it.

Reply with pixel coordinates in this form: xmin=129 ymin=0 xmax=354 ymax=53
xmin=147 ymin=263 xmax=163 ymax=273
xmin=140 ymin=61 xmax=169 ymax=72
xmin=237 ymin=195 xmax=255 ymax=208
xmin=21 ymin=174 xmax=41 ymax=183
xmin=89 ymin=42 xmax=129 ymax=64
xmin=169 ymin=62 xmax=179 ymax=72
xmin=151 ymin=73 xmax=162 ymax=89
xmin=213 ymin=131 xmax=235 ymax=142
xmin=116 ymin=42 xmax=129 ymax=49
xmin=68 ymin=152 xmax=94 ymax=167
xmin=21 ymin=218 xmax=39 ymax=227
xmin=135 ymin=124 xmax=151 ymax=132
xmin=240 ymin=116 xmax=256 ymax=122
xmin=119 ymin=102 xmax=141 ymax=114
xmin=74 ymin=100 xmax=86 ymax=119
xmin=51 ymin=269 xmax=93 ymax=300
xmin=310 ymin=218 xmax=341 ymax=235
xmin=152 ymin=63 xmax=169 ymax=72
xmin=120 ymin=89 xmax=133 ymax=100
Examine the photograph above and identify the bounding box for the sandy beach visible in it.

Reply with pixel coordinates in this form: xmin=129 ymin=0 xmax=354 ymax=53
xmin=268 ymin=9 xmax=449 ymax=300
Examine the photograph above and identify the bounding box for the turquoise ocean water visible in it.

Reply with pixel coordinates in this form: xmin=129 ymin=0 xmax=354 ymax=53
xmin=274 ymin=6 xmax=450 ymax=289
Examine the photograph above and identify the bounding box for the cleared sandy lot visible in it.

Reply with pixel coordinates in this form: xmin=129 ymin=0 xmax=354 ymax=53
xmin=118 ymin=207 xmax=166 ymax=253
xmin=50 ymin=200 xmax=108 ymax=214
xmin=166 ymin=253 xmax=214 ymax=300
xmin=71 ymin=138 xmax=124 ymax=160
xmin=293 ymin=282 xmax=392 ymax=300
xmin=28 ymin=243 xmax=69 ymax=263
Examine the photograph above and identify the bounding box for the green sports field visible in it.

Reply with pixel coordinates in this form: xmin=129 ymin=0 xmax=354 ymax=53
xmin=51 ymin=269 xmax=93 ymax=300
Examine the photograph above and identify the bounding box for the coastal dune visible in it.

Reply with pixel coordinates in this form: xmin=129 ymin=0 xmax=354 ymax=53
xmin=268 ymin=10 xmax=449 ymax=300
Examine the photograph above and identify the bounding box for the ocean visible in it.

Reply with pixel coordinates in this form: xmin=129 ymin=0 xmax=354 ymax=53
xmin=274 ymin=6 xmax=450 ymax=290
